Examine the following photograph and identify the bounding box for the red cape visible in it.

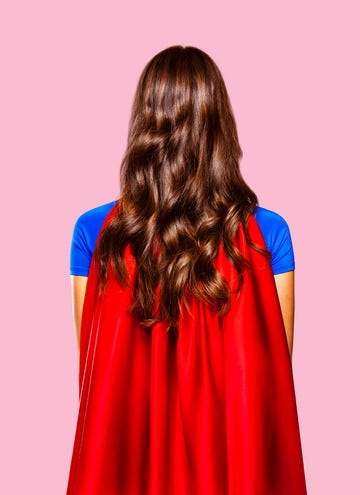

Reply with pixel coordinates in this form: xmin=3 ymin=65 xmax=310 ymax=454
xmin=67 ymin=204 xmax=307 ymax=494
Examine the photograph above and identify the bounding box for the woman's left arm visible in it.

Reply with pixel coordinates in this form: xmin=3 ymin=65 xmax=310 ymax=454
xmin=274 ymin=270 xmax=295 ymax=362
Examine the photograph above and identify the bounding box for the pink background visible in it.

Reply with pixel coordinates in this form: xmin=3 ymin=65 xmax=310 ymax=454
xmin=1 ymin=1 xmax=359 ymax=493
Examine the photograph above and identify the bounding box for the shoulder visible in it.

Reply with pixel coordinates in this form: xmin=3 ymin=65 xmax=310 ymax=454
xmin=253 ymin=205 xmax=295 ymax=275
xmin=253 ymin=205 xmax=291 ymax=238
xmin=75 ymin=199 xmax=118 ymax=230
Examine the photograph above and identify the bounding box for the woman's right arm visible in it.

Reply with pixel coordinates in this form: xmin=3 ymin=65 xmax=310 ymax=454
xmin=70 ymin=275 xmax=88 ymax=352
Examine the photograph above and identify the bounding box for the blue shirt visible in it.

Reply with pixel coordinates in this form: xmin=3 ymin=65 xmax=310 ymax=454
xmin=70 ymin=201 xmax=295 ymax=276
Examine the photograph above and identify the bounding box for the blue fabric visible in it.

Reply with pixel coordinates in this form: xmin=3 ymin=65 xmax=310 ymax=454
xmin=70 ymin=201 xmax=295 ymax=277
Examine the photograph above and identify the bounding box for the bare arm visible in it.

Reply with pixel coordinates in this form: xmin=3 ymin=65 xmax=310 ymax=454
xmin=70 ymin=275 xmax=88 ymax=352
xmin=273 ymin=270 xmax=295 ymax=361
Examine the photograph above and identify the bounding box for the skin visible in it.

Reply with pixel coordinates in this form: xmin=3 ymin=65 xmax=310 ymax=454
xmin=71 ymin=270 xmax=295 ymax=361
xmin=70 ymin=275 xmax=87 ymax=352
xmin=273 ymin=270 xmax=295 ymax=361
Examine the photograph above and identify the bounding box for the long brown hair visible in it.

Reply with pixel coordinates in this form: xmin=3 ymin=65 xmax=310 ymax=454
xmin=95 ymin=45 xmax=271 ymax=336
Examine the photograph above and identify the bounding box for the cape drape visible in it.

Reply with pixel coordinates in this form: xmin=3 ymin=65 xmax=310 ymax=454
xmin=66 ymin=203 xmax=307 ymax=494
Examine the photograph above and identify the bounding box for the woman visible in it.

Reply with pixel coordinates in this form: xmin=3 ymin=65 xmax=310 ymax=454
xmin=67 ymin=45 xmax=307 ymax=494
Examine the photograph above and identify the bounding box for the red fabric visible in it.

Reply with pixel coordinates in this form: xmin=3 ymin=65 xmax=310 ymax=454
xmin=66 ymin=204 xmax=307 ymax=494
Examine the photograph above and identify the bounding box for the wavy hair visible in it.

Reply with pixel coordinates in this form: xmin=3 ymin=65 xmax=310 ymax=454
xmin=94 ymin=45 xmax=271 ymax=336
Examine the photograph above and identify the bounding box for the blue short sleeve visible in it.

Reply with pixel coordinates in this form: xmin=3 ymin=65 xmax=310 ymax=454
xmin=253 ymin=206 xmax=295 ymax=275
xmin=269 ymin=221 xmax=295 ymax=275
xmin=69 ymin=200 xmax=118 ymax=276
xmin=69 ymin=214 xmax=94 ymax=276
